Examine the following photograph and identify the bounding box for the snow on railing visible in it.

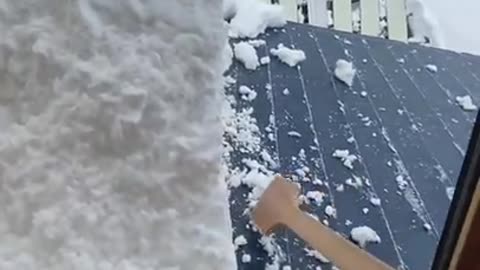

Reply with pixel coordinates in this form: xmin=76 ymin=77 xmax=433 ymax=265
xmin=264 ymin=0 xmax=408 ymax=42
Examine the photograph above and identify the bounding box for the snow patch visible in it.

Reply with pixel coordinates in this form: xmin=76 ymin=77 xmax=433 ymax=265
xmin=234 ymin=41 xmax=260 ymax=70
xmin=425 ymin=64 xmax=438 ymax=73
xmin=242 ymin=253 xmax=252 ymax=263
xmin=288 ymin=131 xmax=302 ymax=138
xmin=324 ymin=205 xmax=337 ymax=218
xmin=260 ymin=56 xmax=271 ymax=65
xmin=345 ymin=175 xmax=363 ymax=189
xmin=396 ymin=175 xmax=409 ymax=190
xmin=306 ymin=191 xmax=326 ymax=206
xmin=239 ymin=85 xmax=258 ymax=101
xmin=228 ymin=0 xmax=287 ymax=38
xmin=446 ymin=186 xmax=455 ymax=200
xmin=370 ymin=197 xmax=381 ymax=206
xmin=456 ymin=95 xmax=477 ymax=111
xmin=332 ymin=149 xmax=358 ymax=170
xmin=350 ymin=226 xmax=381 ymax=248
xmin=234 ymin=235 xmax=248 ymax=249
xmin=270 ymin=44 xmax=306 ymax=67
xmin=334 ymin=59 xmax=356 ymax=87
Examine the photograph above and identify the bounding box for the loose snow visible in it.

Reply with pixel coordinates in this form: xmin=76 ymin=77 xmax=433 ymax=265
xmin=360 ymin=91 xmax=368 ymax=97
xmin=270 ymin=44 xmax=306 ymax=67
xmin=283 ymin=88 xmax=290 ymax=95
xmin=334 ymin=59 xmax=356 ymax=87
xmin=425 ymin=64 xmax=438 ymax=73
xmin=456 ymin=95 xmax=478 ymax=111
xmin=0 ymin=0 xmax=236 ymax=269
xmin=332 ymin=149 xmax=358 ymax=170
xmin=350 ymin=226 xmax=381 ymax=248
xmin=234 ymin=41 xmax=260 ymax=70
xmin=239 ymin=85 xmax=258 ymax=101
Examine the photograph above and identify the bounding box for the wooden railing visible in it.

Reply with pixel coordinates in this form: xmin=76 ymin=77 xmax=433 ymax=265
xmin=261 ymin=0 xmax=408 ymax=41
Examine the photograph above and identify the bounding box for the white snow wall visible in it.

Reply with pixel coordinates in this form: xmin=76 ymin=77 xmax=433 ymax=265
xmin=0 ymin=0 xmax=237 ymax=269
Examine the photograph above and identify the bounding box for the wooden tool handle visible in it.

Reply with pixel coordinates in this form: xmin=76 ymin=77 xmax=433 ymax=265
xmin=286 ymin=209 xmax=394 ymax=270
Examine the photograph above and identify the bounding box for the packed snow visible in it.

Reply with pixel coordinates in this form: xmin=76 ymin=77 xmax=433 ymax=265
xmin=0 ymin=0 xmax=237 ymax=269
xmin=225 ymin=0 xmax=287 ymax=38
xmin=456 ymin=95 xmax=478 ymax=111
xmin=334 ymin=59 xmax=356 ymax=87
xmin=270 ymin=44 xmax=307 ymax=67
xmin=350 ymin=226 xmax=381 ymax=248
xmin=234 ymin=41 xmax=260 ymax=70
xmin=332 ymin=149 xmax=358 ymax=170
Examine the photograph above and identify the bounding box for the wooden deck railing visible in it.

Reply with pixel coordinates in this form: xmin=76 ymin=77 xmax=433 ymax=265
xmin=261 ymin=0 xmax=408 ymax=41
